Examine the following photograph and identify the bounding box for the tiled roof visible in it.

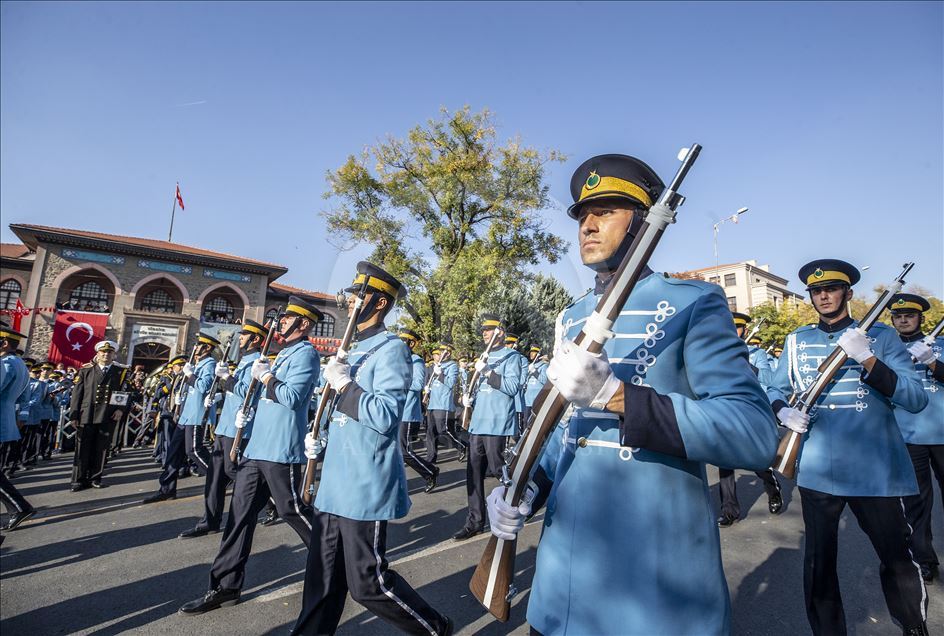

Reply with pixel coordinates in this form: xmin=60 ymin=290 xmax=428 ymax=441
xmin=268 ymin=281 xmax=335 ymax=302
xmin=0 ymin=243 xmax=32 ymax=259
xmin=9 ymin=224 xmax=286 ymax=272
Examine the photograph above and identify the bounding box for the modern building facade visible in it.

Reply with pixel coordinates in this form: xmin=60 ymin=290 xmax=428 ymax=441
xmin=678 ymin=260 xmax=804 ymax=313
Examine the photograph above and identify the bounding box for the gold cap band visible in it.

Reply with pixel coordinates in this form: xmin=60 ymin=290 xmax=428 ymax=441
xmin=242 ymin=324 xmax=267 ymax=337
xmin=732 ymin=317 xmax=748 ymax=327
xmin=579 ymin=175 xmax=653 ymax=208
xmin=891 ymin=300 xmax=924 ymax=312
xmin=806 ymin=269 xmax=851 ymax=286
xmin=0 ymin=329 xmax=23 ymax=341
xmin=287 ymin=303 xmax=321 ymax=322
xmin=481 ymin=319 xmax=501 ymax=328
xmin=352 ymin=274 xmax=397 ymax=297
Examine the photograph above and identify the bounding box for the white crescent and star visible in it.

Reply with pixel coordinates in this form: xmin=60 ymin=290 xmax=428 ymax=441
xmin=65 ymin=322 xmax=95 ymax=351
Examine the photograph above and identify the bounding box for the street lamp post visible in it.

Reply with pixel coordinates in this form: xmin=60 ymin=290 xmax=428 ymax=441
xmin=712 ymin=206 xmax=749 ymax=275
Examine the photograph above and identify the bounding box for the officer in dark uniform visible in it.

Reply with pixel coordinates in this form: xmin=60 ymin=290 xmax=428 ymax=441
xmin=398 ymin=329 xmax=440 ymax=493
xmin=67 ymin=340 xmax=130 ymax=491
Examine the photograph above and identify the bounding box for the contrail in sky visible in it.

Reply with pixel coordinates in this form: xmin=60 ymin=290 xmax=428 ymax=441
xmin=174 ymin=100 xmax=207 ymax=107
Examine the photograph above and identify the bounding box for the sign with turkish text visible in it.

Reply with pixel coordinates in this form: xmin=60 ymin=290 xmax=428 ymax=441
xmin=48 ymin=311 xmax=109 ymax=367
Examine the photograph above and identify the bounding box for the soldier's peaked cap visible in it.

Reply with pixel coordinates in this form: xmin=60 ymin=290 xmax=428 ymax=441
xmin=196 ymin=333 xmax=221 ymax=347
xmin=567 ymin=154 xmax=665 ymax=219
xmin=168 ymin=355 xmax=187 ymax=365
xmin=798 ymin=259 xmax=860 ymax=290
xmin=345 ymin=261 xmax=406 ymax=300
xmin=0 ymin=326 xmax=26 ymax=342
xmin=286 ymin=296 xmax=324 ymax=322
xmin=240 ymin=318 xmax=268 ymax=338
xmin=398 ymin=329 xmax=419 ymax=342
xmin=731 ymin=312 xmax=751 ymax=327
xmin=888 ymin=293 xmax=930 ymax=313
xmin=479 ymin=313 xmax=503 ymax=331
xmin=95 ymin=340 xmax=118 ymax=352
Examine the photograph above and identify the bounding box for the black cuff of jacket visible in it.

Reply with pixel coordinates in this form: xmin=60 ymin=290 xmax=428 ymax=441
xmin=526 ymin=465 xmax=554 ymax=519
xmin=771 ymin=399 xmax=789 ymax=416
xmin=932 ymin=362 xmax=944 ymax=383
xmin=335 ymin=383 xmax=364 ymax=421
xmin=618 ymin=383 xmax=686 ymax=459
xmin=861 ymin=358 xmax=897 ymax=398
xmin=486 ymin=371 xmax=502 ymax=390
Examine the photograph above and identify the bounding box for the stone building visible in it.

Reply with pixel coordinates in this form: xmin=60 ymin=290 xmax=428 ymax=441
xmin=2 ymin=224 xmax=346 ymax=370
xmin=675 ymin=259 xmax=804 ymax=313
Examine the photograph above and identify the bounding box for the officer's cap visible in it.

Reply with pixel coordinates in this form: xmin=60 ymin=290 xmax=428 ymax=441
xmin=398 ymin=329 xmax=419 ymax=344
xmin=529 ymin=345 xmax=541 ymax=353
xmin=40 ymin=362 xmax=54 ymax=370
xmin=49 ymin=371 xmax=63 ymax=379
xmin=345 ymin=261 xmax=406 ymax=300
xmin=479 ymin=313 xmax=503 ymax=332
xmin=567 ymin=154 xmax=665 ymax=219
xmin=95 ymin=340 xmax=118 ymax=353
xmin=888 ymin=293 xmax=930 ymax=314
xmin=285 ymin=296 xmax=324 ymax=323
xmin=747 ymin=336 xmax=762 ymax=345
xmin=798 ymin=259 xmax=860 ymax=290
xmin=731 ymin=312 xmax=751 ymax=327
xmin=505 ymin=333 xmax=519 ymax=344
xmin=168 ymin=355 xmax=188 ymax=366
xmin=774 ymin=346 xmax=783 ymax=354
xmin=0 ymin=326 xmax=26 ymax=343
xmin=240 ymin=318 xmax=268 ymax=338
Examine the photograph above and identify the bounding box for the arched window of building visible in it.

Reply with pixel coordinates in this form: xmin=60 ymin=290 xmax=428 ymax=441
xmin=57 ymin=269 xmax=116 ymax=312
xmin=311 ymin=313 xmax=335 ymax=338
xmin=135 ymin=277 xmax=184 ymax=314
xmin=265 ymin=307 xmax=279 ymax=324
xmin=140 ymin=289 xmax=177 ymax=313
xmin=203 ymin=295 xmax=234 ymax=322
xmin=69 ymin=281 xmax=110 ymax=312
xmin=0 ymin=279 xmax=21 ymax=309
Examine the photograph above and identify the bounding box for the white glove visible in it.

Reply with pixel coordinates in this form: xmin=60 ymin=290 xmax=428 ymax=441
xmin=235 ymin=408 xmax=253 ymax=429
xmin=182 ymin=363 xmax=194 ymax=378
xmin=215 ymin=361 xmax=230 ymax=379
xmin=304 ymin=432 xmax=324 ymax=460
xmin=251 ymin=358 xmax=272 ymax=383
xmin=433 ymin=363 xmax=442 ymax=374
xmin=462 ymin=395 xmax=472 ymax=408
xmin=908 ymin=341 xmax=936 ymax=366
xmin=546 ymin=339 xmax=622 ymax=409
xmin=837 ymin=328 xmax=873 ymax=364
xmin=474 ymin=359 xmax=487 ymax=373
xmin=324 ymin=357 xmax=352 ymax=391
xmin=777 ymin=406 xmax=810 ymax=434
xmin=487 ymin=485 xmax=532 ymax=541
xmin=173 ymin=393 xmax=184 ymax=406
xmin=203 ymin=395 xmax=214 ymax=408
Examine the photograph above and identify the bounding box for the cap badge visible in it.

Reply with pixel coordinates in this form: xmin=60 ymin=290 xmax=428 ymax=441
xmin=813 ymin=268 xmax=824 ymax=279
xmin=897 ymin=299 xmax=905 ymax=306
xmin=585 ymin=171 xmax=601 ymax=190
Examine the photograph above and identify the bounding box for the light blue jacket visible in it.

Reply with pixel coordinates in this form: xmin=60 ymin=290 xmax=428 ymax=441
xmin=316 ymin=329 xmax=412 ymax=521
xmin=528 ymin=274 xmax=779 ymax=636
xmin=524 ymin=360 xmax=549 ymax=408
xmin=23 ymin=377 xmax=46 ymax=426
xmin=1 ymin=354 xmax=29 ymax=442
xmin=215 ymin=351 xmax=260 ymax=439
xmin=512 ymin=349 xmax=528 ymax=413
xmin=243 ymin=340 xmax=319 ymax=464
xmin=767 ymin=321 xmax=926 ymax=496
xmin=468 ymin=349 xmax=523 ymax=436
xmin=894 ymin=335 xmax=943 ymax=445
xmin=178 ymin=356 xmax=216 ymax=426
xmin=427 ymin=360 xmax=458 ymax=413
xmin=402 ymin=353 xmax=425 ymax=423
xmin=37 ymin=377 xmax=55 ymax=420
xmin=747 ymin=344 xmax=773 ymax=388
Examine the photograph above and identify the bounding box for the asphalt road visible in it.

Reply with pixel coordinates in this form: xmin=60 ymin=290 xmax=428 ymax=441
xmin=1 ymin=446 xmax=941 ymax=635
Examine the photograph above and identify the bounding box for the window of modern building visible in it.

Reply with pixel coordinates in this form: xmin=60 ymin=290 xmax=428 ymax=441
xmin=139 ymin=288 xmax=178 ymax=313
xmin=727 ymin=296 xmax=738 ymax=311
xmin=708 ymin=276 xmax=720 ymax=284
xmin=69 ymin=281 xmax=110 ymax=312
xmin=0 ymin=279 xmax=21 ymax=309
xmin=203 ymin=295 xmax=236 ymax=323
xmin=724 ymin=273 xmax=737 ymax=287
xmin=311 ymin=313 xmax=335 ymax=338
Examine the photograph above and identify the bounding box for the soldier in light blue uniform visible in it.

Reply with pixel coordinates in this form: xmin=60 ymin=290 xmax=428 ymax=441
xmin=291 ymin=261 xmax=451 ymax=636
xmin=425 ymin=344 xmax=466 ymax=463
xmin=767 ymin=260 xmax=928 ymax=636
xmin=143 ymin=356 xmax=188 ymax=502
xmin=0 ymin=326 xmax=35 ymax=531
xmin=523 ymin=345 xmax=548 ymax=419
xmin=397 ymin=329 xmax=440 ymax=493
xmin=503 ymin=334 xmax=529 ymax=437
xmin=889 ymin=293 xmax=944 ymax=584
xmin=180 ymin=297 xmax=320 ymax=615
xmin=717 ymin=312 xmax=783 ymax=527
xmin=36 ymin=362 xmax=56 ymax=460
xmin=44 ymin=370 xmax=65 ymax=458
xmin=18 ymin=364 xmax=47 ymax=467
xmin=454 ymin=314 xmax=523 ymax=541
xmin=770 ymin=345 xmax=782 ymax=371
xmin=177 ymin=333 xmax=221 ymax=477
xmin=487 ymin=154 xmax=780 ymax=636
xmin=178 ymin=319 xmax=268 ymax=539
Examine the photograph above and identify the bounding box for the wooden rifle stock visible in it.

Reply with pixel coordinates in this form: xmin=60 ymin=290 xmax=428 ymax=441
xmin=229 ymin=311 xmax=281 ymax=462
xmin=469 ymin=143 xmax=703 ymax=621
xmin=201 ymin=333 xmax=239 ymax=428
xmin=771 ymin=262 xmax=915 ymax=479
xmin=422 ymin=349 xmax=450 ymax=407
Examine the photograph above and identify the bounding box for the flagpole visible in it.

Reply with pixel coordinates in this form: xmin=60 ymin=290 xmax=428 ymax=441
xmin=168 ymin=185 xmax=178 ymax=242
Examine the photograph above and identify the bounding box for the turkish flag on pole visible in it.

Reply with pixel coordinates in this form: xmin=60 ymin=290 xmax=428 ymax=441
xmin=176 ymin=183 xmax=185 ymax=210
xmin=48 ymin=311 xmax=109 ymax=367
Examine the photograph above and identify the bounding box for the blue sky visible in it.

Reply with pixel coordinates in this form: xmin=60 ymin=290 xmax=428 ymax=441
xmin=2 ymin=1 xmax=941 ymax=299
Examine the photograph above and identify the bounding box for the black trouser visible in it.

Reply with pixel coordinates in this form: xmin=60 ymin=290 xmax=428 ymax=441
xmin=157 ymin=424 xmax=187 ymax=495
xmin=19 ymin=426 xmax=40 ymax=465
xmin=72 ymin=422 xmax=112 ymax=485
xmin=425 ymin=410 xmax=465 ymax=463
xmin=0 ymin=471 xmax=32 ymax=514
xmin=208 ymin=459 xmax=311 ymax=591
xmin=199 ymin=435 xmax=241 ymax=532
xmin=38 ymin=419 xmax=55 ymax=457
xmin=465 ymin=434 xmax=506 ymax=529
xmin=291 ymin=509 xmax=448 ymax=636
xmin=0 ymin=440 xmax=16 ymax=469
xmin=184 ymin=424 xmax=211 ymax=477
xmin=799 ymin=487 xmax=927 ymax=635
xmin=399 ymin=421 xmax=437 ymax=480
xmin=904 ymin=444 xmax=944 ymax=568
xmin=718 ymin=467 xmax=781 ymax=519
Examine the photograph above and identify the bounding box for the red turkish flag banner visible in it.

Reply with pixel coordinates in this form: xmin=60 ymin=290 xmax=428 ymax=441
xmin=48 ymin=311 xmax=109 ymax=367
xmin=176 ymin=183 xmax=185 ymax=210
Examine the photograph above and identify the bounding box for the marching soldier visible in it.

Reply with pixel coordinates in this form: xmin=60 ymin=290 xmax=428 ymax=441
xmin=767 ymin=260 xmax=929 ymax=635
xmin=291 ymin=262 xmax=452 ymax=636
xmin=486 ymin=154 xmax=780 ymax=634
xmin=523 ymin=345 xmax=548 ymax=421
xmin=36 ymin=362 xmax=56 ymax=460
xmin=454 ymin=314 xmax=523 ymax=541
xmin=178 ymin=320 xmax=268 ymax=538
xmin=180 ymin=296 xmax=320 ymax=615
xmin=888 ymin=293 xmax=944 ymax=583
xmin=397 ymin=329 xmax=440 ymax=493
xmin=143 ymin=356 xmax=187 ymax=501
xmin=67 ymin=341 xmax=130 ymax=491
xmin=0 ymin=326 xmax=35 ymax=531
xmin=503 ymin=333 xmax=529 ymax=437
xmin=19 ymin=363 xmax=46 ymax=467
xmin=425 ymin=343 xmax=466 ymax=463
xmin=177 ymin=333 xmax=221 ymax=477
xmin=717 ymin=312 xmax=783 ymax=527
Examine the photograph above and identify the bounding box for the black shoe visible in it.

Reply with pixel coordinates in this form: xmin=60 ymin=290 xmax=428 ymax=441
xmin=179 ymin=587 xmax=240 ymax=615
xmin=441 ymin=615 xmax=454 ymax=636
xmin=920 ymin=564 xmax=937 ymax=583
xmin=452 ymin=525 xmax=486 ymax=541
xmin=457 ymin=448 xmax=467 ymax=462
xmin=179 ymin=525 xmax=218 ymax=539
xmin=179 ymin=468 xmax=192 ymax=479
xmin=142 ymin=491 xmax=176 ymax=504
xmin=902 ymin=622 xmax=929 ymax=636
xmin=91 ymin=480 xmax=104 ymax=489
xmin=768 ymin=492 xmax=783 ymax=515
xmin=5 ymin=509 xmax=36 ymax=531
xmin=424 ymin=471 xmax=439 ymax=494
xmin=70 ymin=482 xmax=89 ymax=492
xmin=717 ymin=515 xmax=737 ymax=528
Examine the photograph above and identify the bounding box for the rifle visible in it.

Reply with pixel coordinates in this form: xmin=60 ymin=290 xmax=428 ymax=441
xmin=301 ymin=283 xmax=368 ymax=505
xmin=771 ymin=262 xmax=915 ymax=479
xmin=743 ymin=317 xmax=766 ymax=343
xmin=201 ymin=333 xmax=239 ymax=428
xmin=422 ymin=348 xmax=451 ymax=407
xmin=171 ymin=345 xmax=198 ymax=419
xmin=469 ymin=144 xmax=702 ymax=620
xmin=229 ymin=311 xmax=282 ymax=462
xmin=924 ymin=317 xmax=944 ymax=344
xmin=461 ymin=329 xmax=502 ymax=431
